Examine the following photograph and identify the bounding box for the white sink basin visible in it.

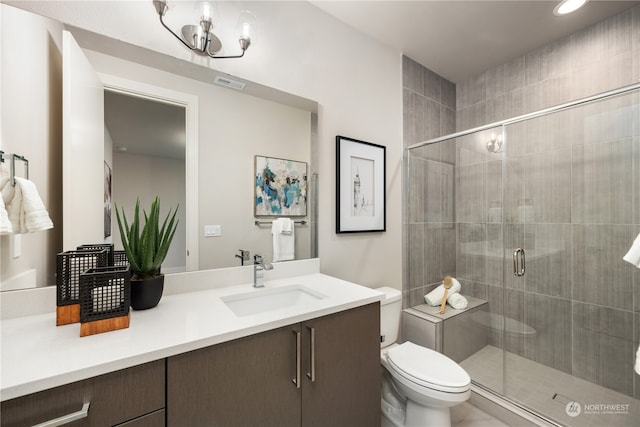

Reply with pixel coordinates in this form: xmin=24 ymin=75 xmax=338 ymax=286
xmin=222 ymin=284 xmax=327 ymax=317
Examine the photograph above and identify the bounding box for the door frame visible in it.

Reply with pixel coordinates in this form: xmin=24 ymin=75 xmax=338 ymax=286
xmin=99 ymin=73 xmax=199 ymax=271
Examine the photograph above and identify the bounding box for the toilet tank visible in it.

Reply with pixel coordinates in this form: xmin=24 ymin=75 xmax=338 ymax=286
xmin=375 ymin=287 xmax=402 ymax=348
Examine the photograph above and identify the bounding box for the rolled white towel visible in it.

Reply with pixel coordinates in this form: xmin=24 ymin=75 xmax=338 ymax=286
xmin=623 ymin=232 xmax=640 ymax=268
xmin=424 ymin=277 xmax=461 ymax=306
xmin=447 ymin=292 xmax=468 ymax=310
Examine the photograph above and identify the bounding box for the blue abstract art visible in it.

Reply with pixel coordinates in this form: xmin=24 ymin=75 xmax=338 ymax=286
xmin=255 ymin=155 xmax=307 ymax=216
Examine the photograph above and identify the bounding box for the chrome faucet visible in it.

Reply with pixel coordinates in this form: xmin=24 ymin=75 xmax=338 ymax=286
xmin=253 ymin=254 xmax=273 ymax=288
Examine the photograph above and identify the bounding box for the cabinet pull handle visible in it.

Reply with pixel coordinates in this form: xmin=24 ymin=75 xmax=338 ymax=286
xmin=307 ymin=326 xmax=316 ymax=382
xmin=32 ymin=402 xmax=90 ymax=427
xmin=293 ymin=330 xmax=301 ymax=389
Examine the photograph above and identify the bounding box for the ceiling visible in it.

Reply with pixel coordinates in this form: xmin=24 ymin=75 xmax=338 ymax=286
xmin=311 ymin=0 xmax=639 ymax=83
xmin=104 ymin=91 xmax=185 ymax=160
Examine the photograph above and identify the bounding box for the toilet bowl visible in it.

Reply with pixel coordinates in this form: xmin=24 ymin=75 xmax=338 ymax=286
xmin=377 ymin=287 xmax=471 ymax=427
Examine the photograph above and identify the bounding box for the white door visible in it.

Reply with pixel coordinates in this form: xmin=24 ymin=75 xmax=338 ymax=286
xmin=62 ymin=30 xmax=104 ymax=250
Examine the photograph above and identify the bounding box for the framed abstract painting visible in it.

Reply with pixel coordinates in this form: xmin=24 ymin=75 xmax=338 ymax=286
xmin=254 ymin=155 xmax=307 ymax=217
xmin=336 ymin=135 xmax=386 ymax=233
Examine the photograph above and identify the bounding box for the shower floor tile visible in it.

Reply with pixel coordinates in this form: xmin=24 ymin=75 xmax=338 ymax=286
xmin=461 ymin=345 xmax=640 ymax=427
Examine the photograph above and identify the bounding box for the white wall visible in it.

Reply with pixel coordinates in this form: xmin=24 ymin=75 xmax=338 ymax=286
xmin=111 ymin=151 xmax=186 ymax=271
xmin=86 ymin=50 xmax=311 ymax=269
xmin=8 ymin=1 xmax=404 ymax=290
xmin=0 ymin=5 xmax=63 ymax=288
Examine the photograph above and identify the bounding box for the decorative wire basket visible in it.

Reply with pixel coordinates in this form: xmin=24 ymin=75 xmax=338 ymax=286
xmin=79 ymin=267 xmax=131 ymax=323
xmin=56 ymin=249 xmax=109 ymax=307
xmin=113 ymin=250 xmax=129 ymax=268
xmin=77 ymin=243 xmax=115 ymax=266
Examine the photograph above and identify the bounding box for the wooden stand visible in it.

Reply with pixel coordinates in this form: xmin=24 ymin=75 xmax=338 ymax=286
xmin=56 ymin=304 xmax=80 ymax=326
xmin=80 ymin=313 xmax=130 ymax=337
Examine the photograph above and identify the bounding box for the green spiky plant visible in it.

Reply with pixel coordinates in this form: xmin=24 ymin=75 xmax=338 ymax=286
xmin=115 ymin=197 xmax=179 ymax=280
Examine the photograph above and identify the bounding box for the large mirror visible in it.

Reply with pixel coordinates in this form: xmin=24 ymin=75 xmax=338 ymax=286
xmin=0 ymin=3 xmax=318 ymax=291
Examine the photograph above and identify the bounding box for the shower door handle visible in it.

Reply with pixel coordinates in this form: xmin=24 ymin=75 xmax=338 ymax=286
xmin=513 ymin=248 xmax=525 ymax=277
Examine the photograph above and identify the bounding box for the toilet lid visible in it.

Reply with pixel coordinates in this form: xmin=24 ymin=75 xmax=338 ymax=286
xmin=386 ymin=342 xmax=470 ymax=393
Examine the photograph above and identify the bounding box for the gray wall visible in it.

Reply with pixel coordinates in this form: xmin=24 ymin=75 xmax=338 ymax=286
xmin=404 ymin=4 xmax=640 ymax=398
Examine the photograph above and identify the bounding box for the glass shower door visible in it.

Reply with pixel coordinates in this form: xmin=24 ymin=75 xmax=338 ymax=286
xmin=501 ymin=91 xmax=640 ymax=426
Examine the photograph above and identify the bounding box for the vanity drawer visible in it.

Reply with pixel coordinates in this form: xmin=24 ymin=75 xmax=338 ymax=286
xmin=0 ymin=360 xmax=165 ymax=427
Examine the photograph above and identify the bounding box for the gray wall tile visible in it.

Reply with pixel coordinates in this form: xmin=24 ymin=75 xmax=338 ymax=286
xmin=442 ymin=79 xmax=456 ymax=110
xmin=403 ymin=89 xmax=421 ymax=147
xmin=523 ymin=293 xmax=572 ymax=374
xmin=456 ymin=162 xmax=486 ymax=223
xmin=407 ymin=156 xmax=424 ymax=223
xmin=635 ymin=136 xmax=640 ymax=226
xmin=572 ymin=224 xmax=635 ymax=311
xmin=441 ymin=106 xmax=456 ymax=137
xmin=408 ymin=223 xmax=424 ymax=289
xmin=457 ymin=102 xmax=487 ymax=131
xmin=425 ymin=223 xmax=456 ymax=284
xmin=424 ymin=98 xmax=442 ymax=141
xmin=606 ymin=9 xmax=633 ymax=56
xmin=486 ymin=90 xmax=524 ymax=124
xmin=485 ymin=64 xmax=505 ymax=99
xmin=402 ymin=55 xmax=423 ymax=95
xmin=425 ymin=161 xmax=454 ymax=223
xmin=457 ymin=223 xmax=487 ymax=284
xmin=524 ymin=148 xmax=572 ymax=224
xmin=572 ymin=302 xmax=635 ymax=396
xmin=504 ymin=56 xmax=526 ymax=93
xmin=524 ymin=224 xmax=572 ymax=299
xmin=572 ymin=139 xmax=635 ymax=225
xmin=423 ymin=67 xmax=442 ymax=103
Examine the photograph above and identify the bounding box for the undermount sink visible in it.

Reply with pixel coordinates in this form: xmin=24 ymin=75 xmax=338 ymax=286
xmin=222 ymin=284 xmax=327 ymax=317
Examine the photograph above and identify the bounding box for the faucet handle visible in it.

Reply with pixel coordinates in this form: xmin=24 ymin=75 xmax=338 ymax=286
xmin=254 ymin=254 xmax=263 ymax=264
xmin=236 ymin=249 xmax=250 ymax=265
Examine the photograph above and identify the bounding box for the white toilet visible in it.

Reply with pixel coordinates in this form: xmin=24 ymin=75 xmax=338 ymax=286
xmin=377 ymin=287 xmax=471 ymax=427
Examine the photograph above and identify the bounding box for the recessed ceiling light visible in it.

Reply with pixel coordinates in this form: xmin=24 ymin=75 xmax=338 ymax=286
xmin=554 ymin=0 xmax=589 ymax=16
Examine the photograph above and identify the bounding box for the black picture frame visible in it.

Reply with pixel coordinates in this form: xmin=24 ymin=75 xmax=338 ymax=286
xmin=336 ymin=135 xmax=386 ymax=233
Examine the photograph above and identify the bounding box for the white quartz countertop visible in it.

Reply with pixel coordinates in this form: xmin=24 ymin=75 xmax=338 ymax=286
xmin=0 ymin=273 xmax=383 ymax=401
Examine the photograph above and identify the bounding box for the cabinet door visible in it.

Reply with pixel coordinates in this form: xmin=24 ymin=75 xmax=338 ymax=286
xmin=301 ymin=303 xmax=380 ymax=427
xmin=0 ymin=360 xmax=165 ymax=427
xmin=167 ymin=325 xmax=301 ymax=427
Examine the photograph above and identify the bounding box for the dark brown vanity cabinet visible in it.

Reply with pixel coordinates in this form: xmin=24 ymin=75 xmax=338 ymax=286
xmin=0 ymin=360 xmax=165 ymax=427
xmin=167 ymin=303 xmax=380 ymax=427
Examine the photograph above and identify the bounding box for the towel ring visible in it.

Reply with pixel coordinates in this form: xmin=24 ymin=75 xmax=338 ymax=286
xmin=11 ymin=154 xmax=29 ymax=186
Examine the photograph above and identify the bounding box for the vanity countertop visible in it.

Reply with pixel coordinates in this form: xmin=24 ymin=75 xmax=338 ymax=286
xmin=0 ymin=273 xmax=383 ymax=401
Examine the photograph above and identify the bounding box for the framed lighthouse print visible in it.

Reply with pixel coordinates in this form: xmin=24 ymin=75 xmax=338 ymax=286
xmin=336 ymin=135 xmax=386 ymax=233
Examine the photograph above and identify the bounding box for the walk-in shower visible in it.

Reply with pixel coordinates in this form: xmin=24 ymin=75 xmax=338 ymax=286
xmin=405 ymin=83 xmax=640 ymax=426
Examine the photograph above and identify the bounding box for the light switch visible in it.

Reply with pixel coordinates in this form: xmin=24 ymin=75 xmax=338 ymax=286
xmin=204 ymin=225 xmax=222 ymax=237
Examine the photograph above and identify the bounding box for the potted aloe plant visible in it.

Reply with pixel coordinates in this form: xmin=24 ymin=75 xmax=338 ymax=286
xmin=115 ymin=197 xmax=178 ymax=310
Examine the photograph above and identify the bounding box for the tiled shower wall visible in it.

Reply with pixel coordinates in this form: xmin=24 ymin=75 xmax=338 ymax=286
xmin=402 ymin=56 xmax=457 ymax=308
xmin=403 ymin=5 xmax=640 ymax=398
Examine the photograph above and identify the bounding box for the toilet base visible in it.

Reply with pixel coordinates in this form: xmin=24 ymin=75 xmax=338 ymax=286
xmin=405 ymin=399 xmax=451 ymax=427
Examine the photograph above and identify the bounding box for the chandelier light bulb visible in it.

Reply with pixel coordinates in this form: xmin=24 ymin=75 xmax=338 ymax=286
xmin=236 ymin=10 xmax=257 ymax=49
